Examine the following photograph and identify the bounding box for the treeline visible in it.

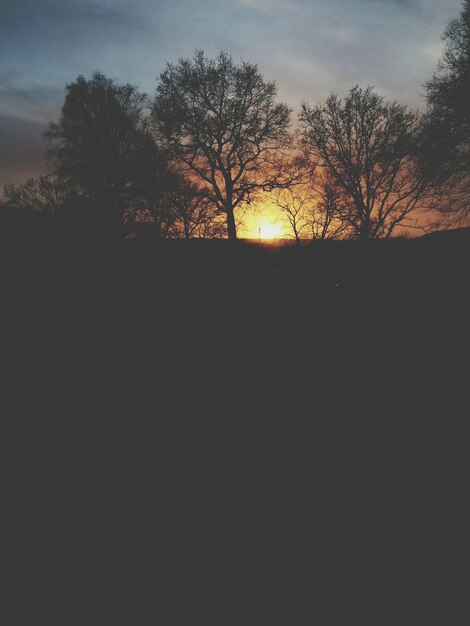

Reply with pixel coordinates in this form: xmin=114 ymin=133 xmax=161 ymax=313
xmin=2 ymin=0 xmax=469 ymax=242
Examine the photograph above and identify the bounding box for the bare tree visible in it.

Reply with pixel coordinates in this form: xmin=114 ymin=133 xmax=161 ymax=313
xmin=127 ymin=176 xmax=225 ymax=239
xmin=152 ymin=51 xmax=292 ymax=240
xmin=3 ymin=175 xmax=76 ymax=214
xmin=164 ymin=184 xmax=226 ymax=239
xmin=299 ymin=86 xmax=433 ymax=239
xmin=274 ymin=168 xmax=353 ymax=242
xmin=274 ymin=186 xmax=312 ymax=243
xmin=310 ymin=172 xmax=355 ymax=240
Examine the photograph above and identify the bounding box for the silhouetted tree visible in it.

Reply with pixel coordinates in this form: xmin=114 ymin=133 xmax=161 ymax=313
xmin=152 ymin=51 xmax=292 ymax=240
xmin=3 ymin=176 xmax=77 ymax=214
xmin=274 ymin=186 xmax=311 ymax=243
xmin=422 ymin=0 xmax=470 ymax=221
xmin=128 ymin=175 xmax=225 ymax=239
xmin=311 ymin=172 xmax=355 ymax=240
xmin=164 ymin=183 xmax=226 ymax=239
xmin=45 ymin=72 xmax=159 ymax=236
xmin=124 ymin=146 xmax=181 ymax=239
xmin=300 ymin=86 xmax=433 ymax=239
xmin=274 ymin=167 xmax=353 ymax=242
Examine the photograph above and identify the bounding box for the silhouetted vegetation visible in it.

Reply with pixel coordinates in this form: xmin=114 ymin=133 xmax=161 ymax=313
xmin=44 ymin=72 xmax=167 ymax=237
xmin=3 ymin=9 xmax=469 ymax=613
xmin=274 ymin=166 xmax=354 ymax=242
xmin=126 ymin=176 xmax=225 ymax=239
xmin=299 ymin=86 xmax=434 ymax=239
xmin=3 ymin=175 xmax=78 ymax=215
xmin=152 ymin=51 xmax=293 ymax=240
xmin=1 ymin=3 xmax=469 ymax=297
xmin=421 ymin=0 xmax=470 ymax=223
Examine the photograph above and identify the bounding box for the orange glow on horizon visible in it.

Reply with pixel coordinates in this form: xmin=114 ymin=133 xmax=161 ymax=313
xmin=240 ymin=198 xmax=288 ymax=239
xmin=259 ymin=222 xmax=282 ymax=240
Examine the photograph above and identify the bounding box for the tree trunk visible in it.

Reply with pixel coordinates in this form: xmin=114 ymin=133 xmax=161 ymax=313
xmin=360 ymin=215 xmax=371 ymax=240
xmin=357 ymin=200 xmax=371 ymax=240
xmin=226 ymin=208 xmax=237 ymax=240
xmin=153 ymin=219 xmax=163 ymax=239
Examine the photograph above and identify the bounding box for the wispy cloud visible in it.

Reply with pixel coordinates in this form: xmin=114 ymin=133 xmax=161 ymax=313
xmin=0 ymin=0 xmax=464 ymax=184
xmin=235 ymin=0 xmax=302 ymax=14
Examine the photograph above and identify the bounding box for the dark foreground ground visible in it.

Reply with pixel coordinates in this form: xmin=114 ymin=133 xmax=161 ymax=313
xmin=1 ymin=226 xmax=469 ymax=623
xmin=2 ymin=225 xmax=468 ymax=413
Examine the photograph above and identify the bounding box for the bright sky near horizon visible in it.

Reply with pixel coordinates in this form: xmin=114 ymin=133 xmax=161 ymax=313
xmin=0 ymin=0 xmax=463 ymax=196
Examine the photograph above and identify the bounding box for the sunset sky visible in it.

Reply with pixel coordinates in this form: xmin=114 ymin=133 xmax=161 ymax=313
xmin=1 ymin=0 xmax=463 ymax=234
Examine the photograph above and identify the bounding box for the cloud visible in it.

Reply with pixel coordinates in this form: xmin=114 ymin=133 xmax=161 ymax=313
xmin=0 ymin=78 xmax=64 ymax=123
xmin=235 ymin=0 xmax=301 ymax=14
xmin=0 ymin=0 xmax=464 ymax=184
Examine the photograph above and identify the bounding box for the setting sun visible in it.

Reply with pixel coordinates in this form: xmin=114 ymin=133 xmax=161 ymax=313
xmin=259 ymin=223 xmax=282 ymax=240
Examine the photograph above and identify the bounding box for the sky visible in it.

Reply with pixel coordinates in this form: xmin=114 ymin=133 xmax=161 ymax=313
xmin=0 ymin=0 xmax=464 ymax=191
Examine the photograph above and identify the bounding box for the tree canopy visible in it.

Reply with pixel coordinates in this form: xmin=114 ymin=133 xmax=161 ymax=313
xmin=423 ymin=0 xmax=470 ymax=221
xmin=3 ymin=176 xmax=76 ymax=215
xmin=299 ymin=86 xmax=432 ymax=239
xmin=152 ymin=51 xmax=292 ymax=239
xmin=45 ymin=72 xmax=163 ymax=234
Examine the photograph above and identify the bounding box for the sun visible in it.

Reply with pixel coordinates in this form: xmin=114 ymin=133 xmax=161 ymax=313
xmin=259 ymin=223 xmax=282 ymax=240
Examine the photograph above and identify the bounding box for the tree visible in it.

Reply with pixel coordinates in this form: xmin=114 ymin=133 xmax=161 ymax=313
xmin=124 ymin=148 xmax=181 ymax=239
xmin=274 ymin=168 xmax=353 ymax=242
xmin=311 ymin=172 xmax=355 ymax=240
xmin=274 ymin=185 xmax=311 ymax=243
xmin=423 ymin=0 xmax=470 ymax=221
xmin=127 ymin=175 xmax=225 ymax=239
xmin=163 ymin=183 xmax=226 ymax=239
xmin=152 ymin=51 xmax=292 ymax=240
xmin=45 ymin=72 xmax=161 ymax=235
xmin=3 ymin=176 xmax=77 ymax=214
xmin=299 ymin=86 xmax=432 ymax=239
